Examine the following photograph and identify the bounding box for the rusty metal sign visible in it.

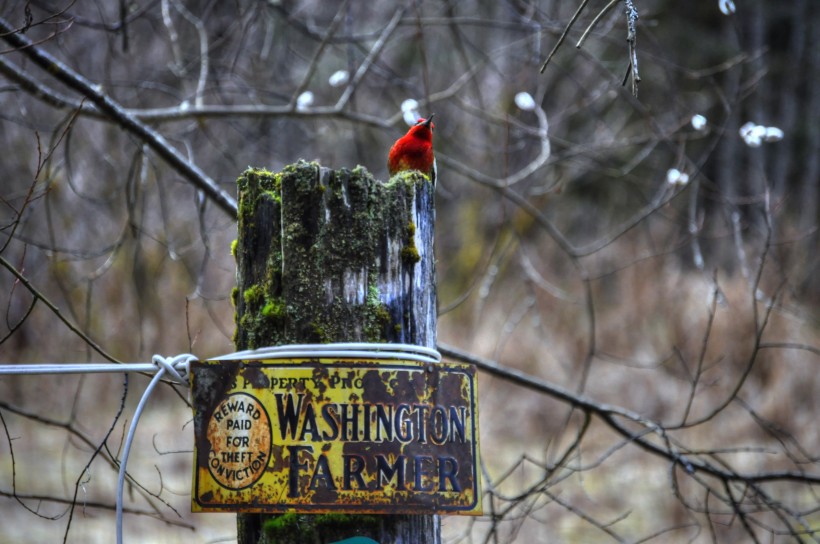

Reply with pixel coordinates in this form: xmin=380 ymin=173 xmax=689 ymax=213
xmin=190 ymin=355 xmax=481 ymax=514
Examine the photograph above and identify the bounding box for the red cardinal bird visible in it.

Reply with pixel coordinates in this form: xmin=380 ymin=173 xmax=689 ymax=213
xmin=388 ymin=114 xmax=436 ymax=184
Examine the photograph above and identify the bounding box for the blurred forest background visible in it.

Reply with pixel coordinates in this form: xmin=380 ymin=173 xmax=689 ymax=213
xmin=0 ymin=0 xmax=818 ymax=542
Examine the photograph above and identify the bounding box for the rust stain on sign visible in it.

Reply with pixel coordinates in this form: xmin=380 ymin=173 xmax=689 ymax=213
xmin=190 ymin=357 xmax=481 ymax=514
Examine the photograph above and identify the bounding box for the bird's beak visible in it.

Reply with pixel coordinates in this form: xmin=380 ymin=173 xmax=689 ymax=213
xmin=421 ymin=114 xmax=435 ymax=127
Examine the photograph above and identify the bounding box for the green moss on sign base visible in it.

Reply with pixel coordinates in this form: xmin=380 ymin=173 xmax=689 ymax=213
xmin=263 ymin=513 xmax=381 ymax=542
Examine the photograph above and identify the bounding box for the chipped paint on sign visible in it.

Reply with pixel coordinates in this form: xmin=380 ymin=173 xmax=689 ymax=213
xmin=191 ymin=357 xmax=481 ymax=514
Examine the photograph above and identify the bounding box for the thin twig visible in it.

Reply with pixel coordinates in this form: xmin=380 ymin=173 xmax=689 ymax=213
xmin=335 ymin=8 xmax=404 ymax=110
xmin=0 ymin=255 xmax=120 ymax=363
xmin=576 ymin=0 xmax=619 ymax=49
xmin=623 ymin=0 xmax=640 ymax=96
xmin=540 ymin=0 xmax=591 ymax=73
xmin=289 ymin=0 xmax=351 ymax=110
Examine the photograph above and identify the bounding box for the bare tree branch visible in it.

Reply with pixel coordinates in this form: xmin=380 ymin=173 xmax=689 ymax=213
xmin=0 ymin=16 xmax=237 ymax=218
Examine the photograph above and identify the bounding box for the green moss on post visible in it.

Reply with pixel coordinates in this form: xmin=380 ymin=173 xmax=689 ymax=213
xmin=234 ymin=161 xmax=438 ymax=544
xmin=262 ymin=514 xmax=382 ymax=542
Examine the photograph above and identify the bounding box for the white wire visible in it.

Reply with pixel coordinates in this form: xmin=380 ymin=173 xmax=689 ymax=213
xmin=0 ymin=343 xmax=440 ymax=375
xmin=116 ymin=354 xmax=193 ymax=544
xmin=0 ymin=362 xmax=159 ymax=375
xmin=215 ymin=342 xmax=441 ymax=364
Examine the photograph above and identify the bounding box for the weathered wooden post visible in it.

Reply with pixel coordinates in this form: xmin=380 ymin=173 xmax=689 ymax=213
xmin=231 ymin=161 xmax=439 ymax=543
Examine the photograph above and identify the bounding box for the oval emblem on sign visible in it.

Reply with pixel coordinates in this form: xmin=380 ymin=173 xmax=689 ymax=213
xmin=206 ymin=392 xmax=271 ymax=490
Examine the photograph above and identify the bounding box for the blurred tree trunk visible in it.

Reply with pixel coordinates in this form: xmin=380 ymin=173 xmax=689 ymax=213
xmin=770 ymin=0 xmax=804 ymax=198
xmin=233 ymin=162 xmax=438 ymax=543
xmin=800 ymin=4 xmax=820 ymax=302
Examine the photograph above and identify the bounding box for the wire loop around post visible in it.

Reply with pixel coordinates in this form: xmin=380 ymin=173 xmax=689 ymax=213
xmin=213 ymin=342 xmax=441 ymax=365
xmin=152 ymin=353 xmax=194 ymax=383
